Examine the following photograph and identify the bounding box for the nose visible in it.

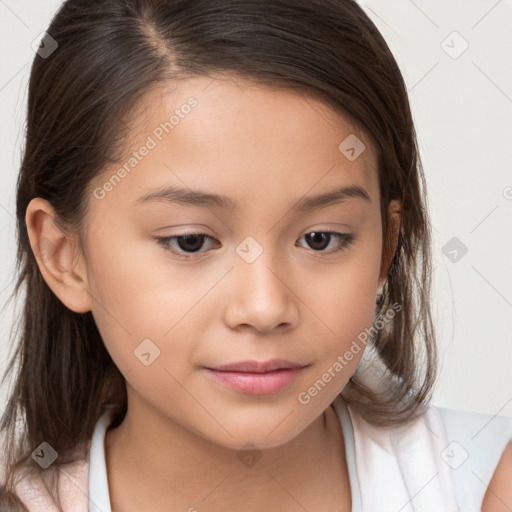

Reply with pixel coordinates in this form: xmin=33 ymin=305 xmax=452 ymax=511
xmin=223 ymin=248 xmax=300 ymax=333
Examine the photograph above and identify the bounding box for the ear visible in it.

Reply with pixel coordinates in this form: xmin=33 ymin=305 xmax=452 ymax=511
xmin=25 ymin=197 xmax=93 ymax=313
xmin=378 ymin=199 xmax=401 ymax=288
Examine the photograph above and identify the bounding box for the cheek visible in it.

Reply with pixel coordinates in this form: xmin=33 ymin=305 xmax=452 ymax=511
xmin=83 ymin=227 xmax=186 ymax=368
xmin=300 ymin=231 xmax=383 ymax=369
xmin=85 ymin=231 xmax=224 ymax=389
xmin=306 ymin=278 xmax=376 ymax=385
xmin=306 ymin=240 xmax=382 ymax=333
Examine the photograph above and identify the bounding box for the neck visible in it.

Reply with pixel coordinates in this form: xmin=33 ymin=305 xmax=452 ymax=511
xmin=105 ymin=391 xmax=350 ymax=511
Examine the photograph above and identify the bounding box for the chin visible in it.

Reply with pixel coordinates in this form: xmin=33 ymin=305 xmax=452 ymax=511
xmin=192 ymin=407 xmax=316 ymax=451
xmin=209 ymin=429 xmax=300 ymax=452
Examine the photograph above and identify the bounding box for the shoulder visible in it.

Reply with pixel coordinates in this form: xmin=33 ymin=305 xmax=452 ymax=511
xmin=337 ymin=397 xmax=512 ymax=511
xmin=481 ymin=441 xmax=512 ymax=512
xmin=431 ymin=403 xmax=512 ymax=511
xmin=0 ymin=436 xmax=91 ymax=512
xmin=1 ymin=408 xmax=114 ymax=512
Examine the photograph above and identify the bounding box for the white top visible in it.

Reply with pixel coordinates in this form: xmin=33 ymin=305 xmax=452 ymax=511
xmin=7 ymin=397 xmax=512 ymax=511
xmin=86 ymin=397 xmax=512 ymax=512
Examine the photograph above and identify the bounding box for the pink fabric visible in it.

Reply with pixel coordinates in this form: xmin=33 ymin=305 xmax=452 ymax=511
xmin=3 ymin=449 xmax=90 ymax=512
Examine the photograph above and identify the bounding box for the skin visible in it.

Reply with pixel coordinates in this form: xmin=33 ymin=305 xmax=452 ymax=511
xmin=26 ymin=74 xmax=512 ymax=511
xmin=481 ymin=442 xmax=512 ymax=511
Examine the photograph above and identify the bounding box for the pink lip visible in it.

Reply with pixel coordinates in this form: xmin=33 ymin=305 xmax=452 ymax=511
xmin=204 ymin=359 xmax=307 ymax=395
xmin=209 ymin=359 xmax=304 ymax=373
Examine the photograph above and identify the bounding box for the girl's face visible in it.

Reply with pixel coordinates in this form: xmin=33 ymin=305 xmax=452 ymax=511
xmin=77 ymin=75 xmax=396 ymax=449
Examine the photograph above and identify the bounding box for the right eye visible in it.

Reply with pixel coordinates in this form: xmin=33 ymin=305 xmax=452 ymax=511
xmin=154 ymin=233 xmax=220 ymax=259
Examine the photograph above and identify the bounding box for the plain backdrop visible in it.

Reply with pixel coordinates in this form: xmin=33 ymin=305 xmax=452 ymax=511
xmin=1 ymin=0 xmax=511 ymax=418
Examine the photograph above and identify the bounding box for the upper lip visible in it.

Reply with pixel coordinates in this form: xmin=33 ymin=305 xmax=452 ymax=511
xmin=206 ymin=359 xmax=306 ymax=373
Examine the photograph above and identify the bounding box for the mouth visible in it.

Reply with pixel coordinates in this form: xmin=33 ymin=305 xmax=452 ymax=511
xmin=203 ymin=359 xmax=308 ymax=395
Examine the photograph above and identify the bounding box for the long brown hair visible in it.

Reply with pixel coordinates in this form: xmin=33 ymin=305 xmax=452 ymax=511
xmin=1 ymin=0 xmax=436 ymax=508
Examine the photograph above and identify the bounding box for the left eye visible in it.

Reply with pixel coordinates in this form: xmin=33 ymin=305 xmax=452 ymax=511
xmin=296 ymin=231 xmax=355 ymax=253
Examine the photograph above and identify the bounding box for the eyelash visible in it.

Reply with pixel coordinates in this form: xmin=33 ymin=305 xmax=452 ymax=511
xmin=154 ymin=230 xmax=355 ymax=260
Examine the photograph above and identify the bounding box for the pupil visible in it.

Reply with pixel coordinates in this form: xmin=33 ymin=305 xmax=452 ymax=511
xmin=306 ymin=232 xmax=329 ymax=250
xmin=178 ymin=235 xmax=204 ymax=252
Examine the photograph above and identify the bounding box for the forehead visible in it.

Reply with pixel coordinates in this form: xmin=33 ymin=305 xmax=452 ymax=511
xmin=92 ymin=75 xmax=379 ymax=210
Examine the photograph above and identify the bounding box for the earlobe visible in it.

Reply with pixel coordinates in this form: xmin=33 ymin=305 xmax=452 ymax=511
xmin=378 ymin=199 xmax=401 ymax=288
xmin=25 ymin=197 xmax=93 ymax=313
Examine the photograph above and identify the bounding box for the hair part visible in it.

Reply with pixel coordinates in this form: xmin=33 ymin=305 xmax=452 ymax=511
xmin=1 ymin=0 xmax=436 ymax=508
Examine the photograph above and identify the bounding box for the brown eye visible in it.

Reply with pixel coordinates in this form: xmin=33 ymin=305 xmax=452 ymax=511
xmin=155 ymin=233 xmax=219 ymax=259
xmin=175 ymin=234 xmax=207 ymax=252
xmin=304 ymin=232 xmax=330 ymax=250
xmin=298 ymin=231 xmax=355 ymax=254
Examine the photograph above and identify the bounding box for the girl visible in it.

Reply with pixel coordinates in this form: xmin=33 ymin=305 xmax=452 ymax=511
xmin=1 ymin=0 xmax=511 ymax=510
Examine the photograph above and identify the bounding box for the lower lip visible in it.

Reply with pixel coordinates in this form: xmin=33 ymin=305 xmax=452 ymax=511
xmin=204 ymin=368 xmax=303 ymax=395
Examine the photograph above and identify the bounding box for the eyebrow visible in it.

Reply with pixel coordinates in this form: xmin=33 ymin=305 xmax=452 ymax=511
xmin=131 ymin=184 xmax=370 ymax=211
